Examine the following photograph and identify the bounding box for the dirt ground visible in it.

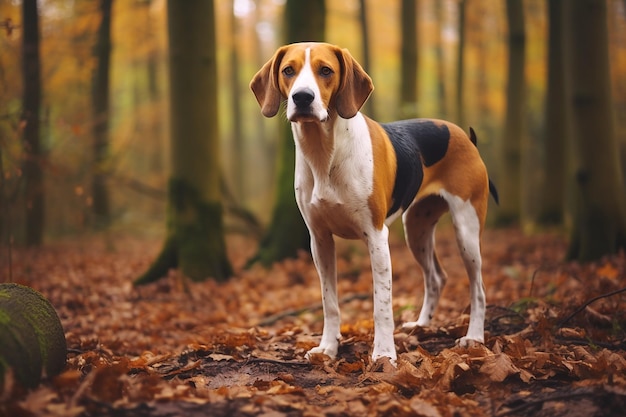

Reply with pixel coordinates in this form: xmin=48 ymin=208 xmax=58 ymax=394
xmin=1 ymin=227 xmax=626 ymax=416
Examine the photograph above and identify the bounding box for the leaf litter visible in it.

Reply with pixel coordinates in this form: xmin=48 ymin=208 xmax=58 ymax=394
xmin=1 ymin=227 xmax=626 ymax=416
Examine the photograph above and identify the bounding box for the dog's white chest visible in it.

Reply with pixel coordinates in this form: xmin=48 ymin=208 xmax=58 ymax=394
xmin=304 ymin=179 xmax=368 ymax=239
xmin=294 ymin=115 xmax=375 ymax=239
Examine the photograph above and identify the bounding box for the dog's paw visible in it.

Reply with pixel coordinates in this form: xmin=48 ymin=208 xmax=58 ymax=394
xmin=305 ymin=344 xmax=338 ymax=361
xmin=306 ymin=352 xmax=333 ymax=365
xmin=372 ymin=344 xmax=397 ymax=368
xmin=402 ymin=320 xmax=429 ymax=332
xmin=368 ymin=355 xmax=397 ymax=372
xmin=456 ymin=336 xmax=484 ymax=348
xmin=401 ymin=321 xmax=418 ymax=330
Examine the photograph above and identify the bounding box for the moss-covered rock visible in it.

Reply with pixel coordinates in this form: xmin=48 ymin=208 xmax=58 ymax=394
xmin=0 ymin=283 xmax=67 ymax=389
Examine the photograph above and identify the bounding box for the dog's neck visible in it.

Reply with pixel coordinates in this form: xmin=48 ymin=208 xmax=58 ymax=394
xmin=291 ymin=116 xmax=338 ymax=177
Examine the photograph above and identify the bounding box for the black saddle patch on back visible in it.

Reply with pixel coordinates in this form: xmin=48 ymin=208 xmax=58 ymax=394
xmin=381 ymin=119 xmax=450 ymax=217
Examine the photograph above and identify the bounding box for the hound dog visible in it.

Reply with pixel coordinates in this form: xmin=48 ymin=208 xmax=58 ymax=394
xmin=250 ymin=42 xmax=498 ymax=365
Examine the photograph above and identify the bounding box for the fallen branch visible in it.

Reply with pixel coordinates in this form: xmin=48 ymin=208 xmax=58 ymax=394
xmin=257 ymin=293 xmax=370 ymax=326
xmin=553 ymin=337 xmax=626 ymax=351
xmin=558 ymin=285 xmax=626 ymax=327
xmin=245 ymin=357 xmax=311 ymax=367
xmin=496 ymin=387 xmax=599 ymax=417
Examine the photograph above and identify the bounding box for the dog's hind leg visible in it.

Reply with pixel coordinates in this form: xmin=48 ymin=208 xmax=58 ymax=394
xmin=401 ymin=195 xmax=449 ymax=330
xmin=440 ymin=190 xmax=486 ymax=346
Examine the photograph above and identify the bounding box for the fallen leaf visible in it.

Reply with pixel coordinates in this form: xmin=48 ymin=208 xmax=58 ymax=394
xmin=479 ymin=353 xmax=521 ymax=382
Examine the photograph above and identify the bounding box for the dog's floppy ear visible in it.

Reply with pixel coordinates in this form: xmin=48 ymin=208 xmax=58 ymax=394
xmin=250 ymin=46 xmax=287 ymax=118
xmin=334 ymin=47 xmax=374 ymax=119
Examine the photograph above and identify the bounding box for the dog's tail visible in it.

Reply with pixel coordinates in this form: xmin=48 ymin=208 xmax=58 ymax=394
xmin=469 ymin=127 xmax=499 ymax=205
xmin=488 ymin=179 xmax=499 ymax=205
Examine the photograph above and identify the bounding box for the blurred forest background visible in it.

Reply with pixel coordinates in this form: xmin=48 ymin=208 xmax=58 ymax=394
xmin=1 ymin=0 xmax=626 ymax=268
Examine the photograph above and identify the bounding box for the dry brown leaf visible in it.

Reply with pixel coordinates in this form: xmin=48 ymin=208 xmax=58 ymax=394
xmin=596 ymin=263 xmax=619 ymax=280
xmin=479 ymin=353 xmax=521 ymax=382
xmin=409 ymin=397 xmax=442 ymax=417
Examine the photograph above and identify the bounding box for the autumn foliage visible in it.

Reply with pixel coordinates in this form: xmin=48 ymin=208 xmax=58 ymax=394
xmin=1 ymin=227 xmax=625 ymax=416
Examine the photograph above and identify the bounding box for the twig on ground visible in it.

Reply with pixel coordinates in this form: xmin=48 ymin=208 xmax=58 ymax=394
xmin=496 ymin=387 xmax=599 ymax=417
xmin=257 ymin=293 xmax=370 ymax=326
xmin=558 ymin=285 xmax=626 ymax=327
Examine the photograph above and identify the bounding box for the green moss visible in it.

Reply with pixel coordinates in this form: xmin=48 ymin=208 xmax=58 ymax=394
xmin=135 ymin=178 xmax=232 ymax=284
xmin=0 ymin=284 xmax=67 ymax=388
xmin=0 ymin=310 xmax=10 ymax=325
xmin=178 ymin=199 xmax=232 ymax=281
xmin=134 ymin=235 xmax=178 ymax=285
xmin=0 ymin=304 xmax=43 ymax=389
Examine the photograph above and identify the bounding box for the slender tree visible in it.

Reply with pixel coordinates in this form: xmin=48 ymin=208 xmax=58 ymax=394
xmin=136 ymin=0 xmax=232 ymax=284
xmin=91 ymin=0 xmax=113 ymax=227
xmin=358 ymin=0 xmax=375 ymax=118
xmin=497 ymin=0 xmax=526 ymax=225
xmin=252 ymin=0 xmax=272 ymax=195
xmin=434 ymin=0 xmax=446 ymax=119
xmin=563 ymin=0 xmax=626 ymax=260
xmin=230 ymin=0 xmax=244 ymax=201
xmin=21 ymin=0 xmax=43 ymax=246
xmin=400 ymin=0 xmax=418 ymax=119
xmin=455 ymin=0 xmax=466 ymax=128
xmin=247 ymin=0 xmax=325 ymax=267
xmin=537 ymin=0 xmax=566 ymax=225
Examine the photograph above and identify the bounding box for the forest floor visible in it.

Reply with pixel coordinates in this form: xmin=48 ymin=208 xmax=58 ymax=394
xmin=2 ymin=226 xmax=626 ymax=417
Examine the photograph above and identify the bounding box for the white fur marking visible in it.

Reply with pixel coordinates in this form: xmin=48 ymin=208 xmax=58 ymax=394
xmin=368 ymin=225 xmax=397 ymax=363
xmin=439 ymin=189 xmax=486 ymax=345
xmin=286 ymin=47 xmax=328 ymax=122
xmin=293 ymin=114 xmax=375 ymax=240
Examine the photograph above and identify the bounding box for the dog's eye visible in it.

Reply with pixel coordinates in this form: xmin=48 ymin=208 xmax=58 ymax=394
xmin=319 ymin=66 xmax=333 ymax=77
xmin=282 ymin=66 xmax=295 ymax=77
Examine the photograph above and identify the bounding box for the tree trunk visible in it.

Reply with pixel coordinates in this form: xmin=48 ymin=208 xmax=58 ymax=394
xmin=497 ymin=0 xmax=526 ymax=225
xmin=91 ymin=0 xmax=113 ymax=228
xmin=246 ymin=0 xmax=325 ymax=267
xmin=136 ymin=0 xmax=232 ymax=284
xmin=253 ymin=0 xmax=271 ymax=195
xmin=400 ymin=0 xmax=418 ymax=119
xmin=537 ymin=0 xmax=567 ymax=225
xmin=455 ymin=0 xmax=466 ymax=128
xmin=563 ymin=0 xmax=626 ymax=260
xmin=21 ymin=0 xmax=43 ymax=246
xmin=358 ymin=0 xmax=375 ymax=118
xmin=230 ymin=0 xmax=244 ymax=201
xmin=434 ymin=0 xmax=446 ymax=119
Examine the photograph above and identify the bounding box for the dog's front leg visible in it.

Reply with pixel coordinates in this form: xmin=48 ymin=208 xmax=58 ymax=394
xmin=367 ymin=225 xmax=397 ymax=365
xmin=305 ymin=232 xmax=341 ymax=360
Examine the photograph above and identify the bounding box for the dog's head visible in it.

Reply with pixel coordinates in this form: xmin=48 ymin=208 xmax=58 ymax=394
xmin=250 ymin=42 xmax=373 ymax=122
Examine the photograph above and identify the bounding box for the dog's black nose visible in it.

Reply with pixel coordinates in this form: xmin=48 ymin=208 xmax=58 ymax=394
xmin=292 ymin=89 xmax=315 ymax=108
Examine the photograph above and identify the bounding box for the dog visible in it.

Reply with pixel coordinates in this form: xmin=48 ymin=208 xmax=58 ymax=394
xmin=250 ymin=42 xmax=498 ymax=365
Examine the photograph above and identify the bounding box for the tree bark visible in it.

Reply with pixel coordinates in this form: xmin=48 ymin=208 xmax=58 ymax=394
xmin=358 ymin=0 xmax=375 ymax=118
xmin=136 ymin=0 xmax=232 ymax=284
xmin=230 ymin=0 xmax=244 ymax=201
xmin=563 ymin=0 xmax=626 ymax=260
xmin=246 ymin=0 xmax=325 ymax=267
xmin=21 ymin=0 xmax=43 ymax=246
xmin=91 ymin=0 xmax=113 ymax=228
xmin=496 ymin=0 xmax=526 ymax=225
xmin=537 ymin=0 xmax=567 ymax=225
xmin=434 ymin=0 xmax=446 ymax=119
xmin=455 ymin=0 xmax=466 ymax=128
xmin=400 ymin=0 xmax=418 ymax=119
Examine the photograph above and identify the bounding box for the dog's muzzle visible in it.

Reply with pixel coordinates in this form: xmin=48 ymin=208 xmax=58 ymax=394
xmin=289 ymin=87 xmax=328 ymax=122
xmin=292 ymin=88 xmax=315 ymax=109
